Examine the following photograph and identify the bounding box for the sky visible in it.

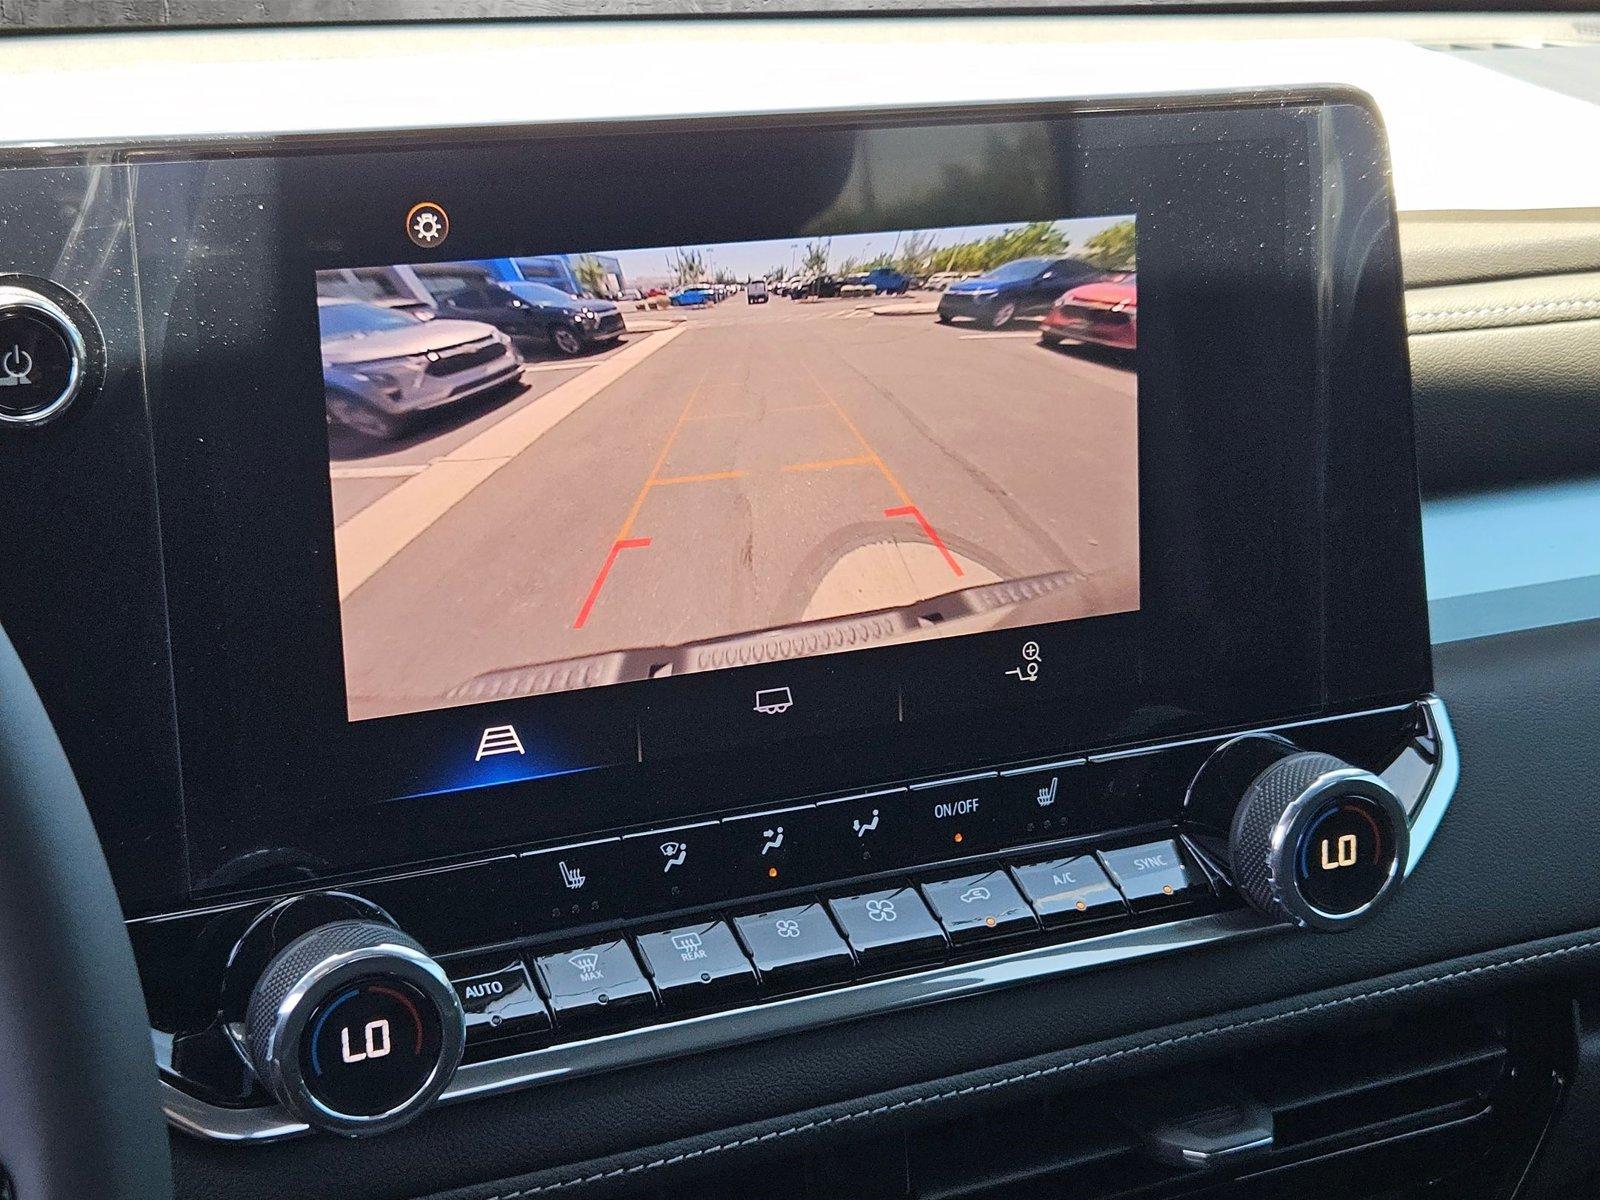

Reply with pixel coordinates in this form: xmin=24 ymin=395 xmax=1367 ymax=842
xmin=591 ymin=214 xmax=1131 ymax=286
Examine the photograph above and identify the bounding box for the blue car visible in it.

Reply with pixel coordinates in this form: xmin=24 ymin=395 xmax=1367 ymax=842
xmin=670 ymin=287 xmax=713 ymax=306
xmin=864 ymin=267 xmax=912 ymax=295
xmin=935 ymin=255 xmax=1104 ymax=329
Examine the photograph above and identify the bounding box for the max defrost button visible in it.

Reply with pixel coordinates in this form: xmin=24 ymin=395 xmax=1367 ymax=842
xmin=532 ymin=940 xmax=656 ymax=1032
xmin=0 ymin=287 xmax=89 ymax=427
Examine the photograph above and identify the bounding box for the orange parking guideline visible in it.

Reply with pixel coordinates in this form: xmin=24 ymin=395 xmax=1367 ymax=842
xmin=571 ymin=371 xmax=711 ymax=629
xmin=801 ymin=362 xmax=963 ymax=579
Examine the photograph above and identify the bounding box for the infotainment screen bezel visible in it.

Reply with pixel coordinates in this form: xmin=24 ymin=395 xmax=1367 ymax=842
xmin=120 ymin=90 xmax=1427 ymax=910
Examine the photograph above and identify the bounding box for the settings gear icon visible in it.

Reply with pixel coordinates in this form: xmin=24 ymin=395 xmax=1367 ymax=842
xmin=404 ymin=201 xmax=450 ymax=249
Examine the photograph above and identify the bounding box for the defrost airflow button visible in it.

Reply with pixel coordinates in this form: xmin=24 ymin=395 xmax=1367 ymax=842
xmin=533 ymin=940 xmax=656 ymax=1032
xmin=0 ymin=285 xmax=91 ymax=427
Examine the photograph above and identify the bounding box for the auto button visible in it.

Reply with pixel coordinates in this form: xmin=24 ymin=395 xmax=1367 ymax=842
xmin=450 ymin=961 xmax=551 ymax=1043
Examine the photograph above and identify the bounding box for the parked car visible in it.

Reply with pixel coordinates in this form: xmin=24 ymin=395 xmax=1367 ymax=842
xmin=371 ymin=296 xmax=437 ymax=320
xmin=864 ymin=267 xmax=912 ymax=295
xmin=433 ymin=281 xmax=625 ymax=356
xmin=840 ymin=274 xmax=877 ymax=297
xmin=319 ymin=298 xmax=520 ymax=440
xmin=1040 ymin=273 xmax=1138 ymax=352
xmin=792 ymin=274 xmax=843 ymax=299
xmin=937 ymin=256 xmax=1106 ymax=329
xmin=747 ymin=279 xmax=770 ymax=303
xmin=924 ymin=270 xmax=976 ymax=291
xmin=670 ymin=286 xmax=714 ymax=306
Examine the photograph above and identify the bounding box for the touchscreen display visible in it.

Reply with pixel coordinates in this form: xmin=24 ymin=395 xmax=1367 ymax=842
xmin=320 ymin=217 xmax=1139 ymax=722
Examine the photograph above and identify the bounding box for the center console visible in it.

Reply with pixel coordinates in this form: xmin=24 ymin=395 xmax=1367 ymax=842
xmin=0 ymin=88 xmax=1447 ymax=1143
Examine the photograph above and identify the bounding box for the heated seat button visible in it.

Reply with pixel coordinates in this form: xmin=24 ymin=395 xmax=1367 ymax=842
xmin=828 ymin=887 xmax=947 ymax=966
xmin=994 ymin=761 xmax=1088 ymax=845
xmin=450 ymin=961 xmax=552 ymax=1042
xmin=532 ymin=940 xmax=656 ymax=1032
xmin=732 ymin=903 xmax=853 ymax=989
xmin=920 ymin=870 xmax=1038 ymax=944
xmin=1009 ymin=855 xmax=1127 ymax=928
xmin=634 ymin=921 xmax=757 ymax=1011
xmin=1098 ymin=839 xmax=1204 ymax=911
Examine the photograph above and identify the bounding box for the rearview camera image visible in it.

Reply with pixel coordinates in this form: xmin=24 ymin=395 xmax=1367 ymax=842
xmin=320 ymin=216 xmax=1139 ymax=721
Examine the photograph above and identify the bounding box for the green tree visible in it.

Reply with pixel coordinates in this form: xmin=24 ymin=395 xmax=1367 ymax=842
xmin=1080 ymin=220 xmax=1136 ymax=270
xmin=666 ymin=247 xmax=707 ymax=286
xmin=571 ymin=255 xmax=609 ymax=297
xmin=800 ymin=239 xmax=832 ymax=274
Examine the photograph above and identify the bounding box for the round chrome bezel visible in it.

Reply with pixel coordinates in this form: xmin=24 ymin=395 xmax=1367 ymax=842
xmin=0 ymin=285 xmax=89 ymax=427
xmin=1265 ymin=768 xmax=1409 ymax=932
xmin=255 ymin=936 xmax=465 ymax=1137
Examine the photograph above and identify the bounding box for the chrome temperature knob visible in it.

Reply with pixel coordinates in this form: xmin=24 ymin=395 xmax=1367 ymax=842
xmin=1225 ymin=747 xmax=1409 ymax=931
xmin=244 ymin=920 xmax=464 ymax=1136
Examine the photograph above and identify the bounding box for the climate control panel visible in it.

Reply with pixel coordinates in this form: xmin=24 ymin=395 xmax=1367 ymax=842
xmin=144 ymin=697 xmax=1455 ymax=1142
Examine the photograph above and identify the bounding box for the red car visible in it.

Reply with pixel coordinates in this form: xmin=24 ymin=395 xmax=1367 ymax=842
xmin=1039 ymin=272 xmax=1137 ymax=352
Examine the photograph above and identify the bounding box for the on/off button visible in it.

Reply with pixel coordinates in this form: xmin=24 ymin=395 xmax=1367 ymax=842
xmin=0 ymin=285 xmax=90 ymax=427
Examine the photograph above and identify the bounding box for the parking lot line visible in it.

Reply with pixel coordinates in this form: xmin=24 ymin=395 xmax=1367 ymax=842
xmin=335 ymin=323 xmax=689 ymax=601
xmin=781 ymin=455 xmax=874 ymax=473
xmin=651 ymin=470 xmax=748 ymax=486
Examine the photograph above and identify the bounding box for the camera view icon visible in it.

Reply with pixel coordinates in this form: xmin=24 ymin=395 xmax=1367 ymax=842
xmin=753 ymin=686 xmax=794 ymax=715
xmin=475 ymin=724 xmax=524 ymax=761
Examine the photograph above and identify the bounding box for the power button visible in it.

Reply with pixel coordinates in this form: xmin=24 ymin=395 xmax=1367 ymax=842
xmin=0 ymin=285 xmax=90 ymax=427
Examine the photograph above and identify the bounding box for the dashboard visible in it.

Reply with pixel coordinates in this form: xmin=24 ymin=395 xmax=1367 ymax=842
xmin=0 ymin=12 xmax=1596 ymax=1200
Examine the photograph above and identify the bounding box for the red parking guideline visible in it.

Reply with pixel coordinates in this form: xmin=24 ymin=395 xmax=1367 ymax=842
xmin=884 ymin=505 xmax=963 ymax=578
xmin=573 ymin=537 xmax=653 ymax=629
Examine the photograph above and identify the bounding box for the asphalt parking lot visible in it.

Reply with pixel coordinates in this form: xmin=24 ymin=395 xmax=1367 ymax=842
xmin=332 ymin=297 xmax=1138 ymax=719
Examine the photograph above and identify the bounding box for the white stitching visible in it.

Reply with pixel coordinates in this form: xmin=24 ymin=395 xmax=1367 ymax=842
xmin=479 ymin=938 xmax=1600 ymax=1199
xmin=1410 ymin=297 xmax=1600 ymax=328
